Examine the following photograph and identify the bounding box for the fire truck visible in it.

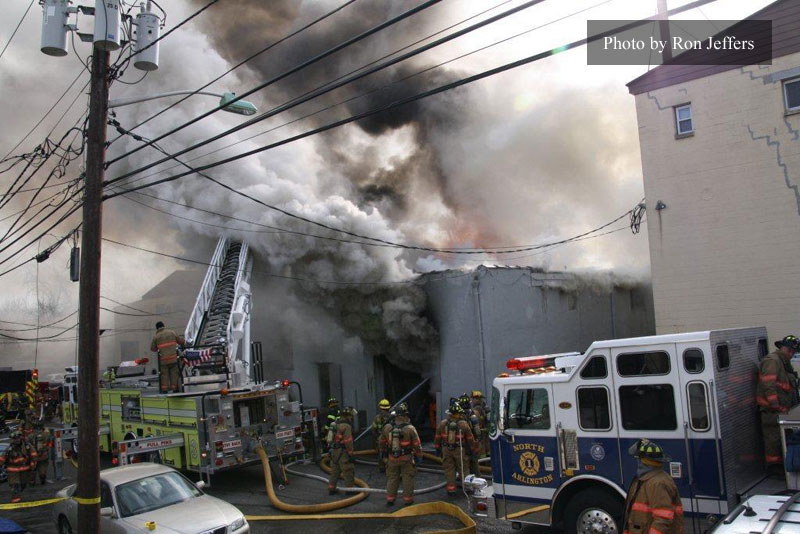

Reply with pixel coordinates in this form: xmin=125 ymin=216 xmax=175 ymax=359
xmin=469 ymin=327 xmax=785 ymax=533
xmin=57 ymin=238 xmax=310 ymax=483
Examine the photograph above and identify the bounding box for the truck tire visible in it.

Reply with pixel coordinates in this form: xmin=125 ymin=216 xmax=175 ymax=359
xmin=563 ymin=489 xmax=623 ymax=534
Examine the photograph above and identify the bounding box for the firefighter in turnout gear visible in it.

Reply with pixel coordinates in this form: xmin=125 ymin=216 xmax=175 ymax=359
xmin=623 ymin=439 xmax=684 ymax=534
xmin=373 ymin=398 xmax=393 ymax=473
xmin=471 ymin=390 xmax=489 ymax=456
xmin=435 ymin=403 xmax=478 ymax=496
xmin=327 ymin=407 xmax=356 ymax=494
xmin=322 ymin=397 xmax=341 ymax=452
xmin=32 ymin=428 xmax=52 ymax=485
xmin=382 ymin=403 xmax=422 ymax=506
xmin=458 ymin=393 xmax=482 ymax=476
xmin=757 ymin=335 xmax=800 ymax=468
xmin=150 ymin=321 xmax=185 ymax=393
xmin=0 ymin=431 xmax=36 ymax=503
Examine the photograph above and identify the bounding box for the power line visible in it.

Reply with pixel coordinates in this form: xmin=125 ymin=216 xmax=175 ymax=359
xmin=105 ymin=0 xmax=547 ymax=189
xmin=104 ymin=0 xmax=444 ymax=168
xmin=0 ymin=310 xmax=78 ymax=332
xmin=109 ymin=0 xmax=360 ymax=144
xmin=0 ymin=323 xmax=77 ymax=341
xmin=0 ymin=0 xmax=35 ymax=60
xmin=106 ymin=0 xmax=714 ymax=204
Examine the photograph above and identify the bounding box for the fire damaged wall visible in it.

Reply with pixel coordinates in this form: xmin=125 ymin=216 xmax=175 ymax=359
xmin=421 ymin=266 xmax=655 ymax=421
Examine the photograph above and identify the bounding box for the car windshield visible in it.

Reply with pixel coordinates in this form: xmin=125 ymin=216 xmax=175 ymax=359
xmin=114 ymin=472 xmax=202 ymax=518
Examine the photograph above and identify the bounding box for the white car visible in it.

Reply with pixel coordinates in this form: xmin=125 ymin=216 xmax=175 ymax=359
xmin=709 ymin=493 xmax=799 ymax=534
xmin=52 ymin=463 xmax=249 ymax=534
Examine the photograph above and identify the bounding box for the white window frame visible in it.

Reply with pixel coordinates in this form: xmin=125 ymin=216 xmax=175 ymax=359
xmin=783 ymin=78 xmax=800 ymax=113
xmin=686 ymin=381 xmax=711 ymax=432
xmin=675 ymin=104 xmax=693 ymax=135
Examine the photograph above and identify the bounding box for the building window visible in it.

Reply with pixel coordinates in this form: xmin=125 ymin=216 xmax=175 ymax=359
xmin=577 ymin=387 xmax=612 ymax=431
xmin=506 ymin=388 xmax=550 ymax=430
xmin=619 ymin=384 xmax=677 ymax=430
xmin=683 ymin=348 xmax=705 ymax=374
xmin=675 ymin=104 xmax=693 ymax=135
xmin=784 ymin=78 xmax=800 ymax=112
xmin=617 ymin=351 xmax=671 ymax=376
xmin=687 ymin=382 xmax=710 ymax=432
xmin=715 ymin=344 xmax=730 ymax=370
xmin=580 ymin=356 xmax=608 ymax=379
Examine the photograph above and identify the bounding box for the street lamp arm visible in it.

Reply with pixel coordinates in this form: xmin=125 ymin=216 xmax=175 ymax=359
xmin=108 ymin=90 xmax=224 ymax=109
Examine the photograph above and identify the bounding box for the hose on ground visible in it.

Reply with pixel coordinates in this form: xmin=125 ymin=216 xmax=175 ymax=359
xmin=256 ymin=445 xmax=368 ymax=512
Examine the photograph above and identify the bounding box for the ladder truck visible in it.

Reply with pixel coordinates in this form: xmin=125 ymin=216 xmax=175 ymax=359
xmin=57 ymin=238 xmax=308 ymax=483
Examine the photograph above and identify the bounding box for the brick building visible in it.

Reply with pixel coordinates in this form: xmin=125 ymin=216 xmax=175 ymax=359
xmin=627 ymin=0 xmax=800 ymax=344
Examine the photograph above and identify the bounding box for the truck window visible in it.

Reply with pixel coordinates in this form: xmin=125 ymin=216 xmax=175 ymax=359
xmin=506 ymin=388 xmax=550 ymax=430
xmin=577 ymin=387 xmax=611 ymax=430
xmin=619 ymin=384 xmax=677 ymax=430
xmin=580 ymin=356 xmax=607 ymax=379
xmin=617 ymin=351 xmax=670 ymax=376
xmin=489 ymin=387 xmax=500 ymax=435
xmin=715 ymin=344 xmax=730 ymax=370
xmin=758 ymin=338 xmax=768 ymax=361
xmin=683 ymin=349 xmax=705 ymax=374
xmin=687 ymin=382 xmax=710 ymax=431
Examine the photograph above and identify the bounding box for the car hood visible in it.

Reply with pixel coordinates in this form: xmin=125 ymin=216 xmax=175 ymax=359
xmin=120 ymin=495 xmax=241 ymax=533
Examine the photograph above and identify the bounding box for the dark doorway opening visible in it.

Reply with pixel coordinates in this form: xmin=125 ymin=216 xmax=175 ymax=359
xmin=377 ymin=355 xmax=432 ymax=440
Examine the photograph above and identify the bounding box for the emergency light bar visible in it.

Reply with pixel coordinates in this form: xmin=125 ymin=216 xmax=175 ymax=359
xmin=506 ymin=356 xmax=557 ymax=371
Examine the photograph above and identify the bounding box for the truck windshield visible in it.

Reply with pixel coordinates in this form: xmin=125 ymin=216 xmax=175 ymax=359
xmin=489 ymin=386 xmax=500 ymax=435
xmin=115 ymin=472 xmax=202 ymax=518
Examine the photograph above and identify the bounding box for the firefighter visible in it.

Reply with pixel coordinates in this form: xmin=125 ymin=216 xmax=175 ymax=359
xmin=471 ymin=390 xmax=489 ymax=455
xmin=150 ymin=321 xmax=185 ymax=393
xmin=434 ymin=403 xmax=478 ymax=496
xmin=623 ymin=439 xmax=684 ymax=534
xmin=458 ymin=393 xmax=482 ymax=475
xmin=321 ymin=397 xmax=341 ymax=452
xmin=327 ymin=407 xmax=356 ymax=495
xmin=382 ymin=403 xmax=422 ymax=506
xmin=373 ymin=399 xmax=393 ymax=473
xmin=757 ymin=335 xmax=800 ymax=469
xmin=32 ymin=428 xmax=52 ymax=485
xmin=0 ymin=431 xmax=36 ymax=503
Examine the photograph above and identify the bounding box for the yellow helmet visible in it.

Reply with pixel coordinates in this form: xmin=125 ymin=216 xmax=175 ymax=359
xmin=378 ymin=399 xmax=391 ymax=409
xmin=471 ymin=390 xmax=483 ymax=398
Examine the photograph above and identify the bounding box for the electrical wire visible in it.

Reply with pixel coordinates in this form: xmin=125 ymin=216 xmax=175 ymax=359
xmin=0 ymin=0 xmax=35 ymax=60
xmin=105 ymin=0 xmax=548 ymax=189
xmin=0 ymin=323 xmax=77 ymax=341
xmin=0 ymin=310 xmax=78 ymax=332
xmin=104 ymin=0 xmax=444 ymax=168
xmin=106 ymin=0 xmax=715 ymax=205
xmin=109 ymin=0 xmax=360 ymax=143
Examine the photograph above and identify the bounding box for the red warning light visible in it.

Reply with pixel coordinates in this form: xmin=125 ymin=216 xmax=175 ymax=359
xmin=281 ymin=379 xmax=290 ymax=388
xmin=32 ymin=369 xmax=39 ymax=379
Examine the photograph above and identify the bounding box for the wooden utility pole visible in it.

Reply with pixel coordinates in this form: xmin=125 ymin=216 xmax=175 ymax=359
xmin=76 ymin=47 xmax=110 ymax=534
xmin=657 ymin=0 xmax=672 ymax=62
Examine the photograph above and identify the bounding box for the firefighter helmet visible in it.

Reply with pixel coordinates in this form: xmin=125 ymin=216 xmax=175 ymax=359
xmin=341 ymin=406 xmax=355 ymax=418
xmin=393 ymin=403 xmax=409 ymax=416
xmin=632 ymin=439 xmax=669 ymax=462
xmin=10 ymin=430 xmax=22 ymax=440
xmin=378 ymin=399 xmax=391 ymax=410
xmin=471 ymin=390 xmax=483 ymax=398
xmin=449 ymin=403 xmax=465 ymax=415
xmin=327 ymin=397 xmax=339 ymax=408
xmin=776 ymin=335 xmax=800 ymax=350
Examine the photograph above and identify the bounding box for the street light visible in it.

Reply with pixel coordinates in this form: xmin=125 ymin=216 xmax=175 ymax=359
xmin=108 ymin=90 xmax=258 ymax=116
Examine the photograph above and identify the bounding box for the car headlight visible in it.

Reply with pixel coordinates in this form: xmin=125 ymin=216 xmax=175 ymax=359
xmin=230 ymin=516 xmax=246 ymax=531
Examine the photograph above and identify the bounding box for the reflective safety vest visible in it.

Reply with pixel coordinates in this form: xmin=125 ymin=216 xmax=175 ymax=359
xmin=623 ymin=469 xmax=684 ymax=534
xmin=150 ymin=327 xmax=185 ymax=365
xmin=757 ymin=352 xmax=797 ymax=413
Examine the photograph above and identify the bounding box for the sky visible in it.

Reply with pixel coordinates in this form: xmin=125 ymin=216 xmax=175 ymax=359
xmin=0 ymin=0 xmax=775 ymax=375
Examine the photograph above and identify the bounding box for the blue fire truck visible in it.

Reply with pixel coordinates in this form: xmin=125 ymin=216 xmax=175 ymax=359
xmin=469 ymin=327 xmax=780 ymax=533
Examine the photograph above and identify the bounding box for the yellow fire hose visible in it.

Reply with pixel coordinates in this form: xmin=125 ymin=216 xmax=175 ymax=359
xmin=506 ymin=504 xmax=550 ymax=520
xmin=251 ymin=446 xmax=477 ymax=533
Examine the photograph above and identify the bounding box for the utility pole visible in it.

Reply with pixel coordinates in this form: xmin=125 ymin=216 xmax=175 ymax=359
xmin=657 ymin=0 xmax=672 ymax=63
xmin=76 ymin=47 xmax=110 ymax=534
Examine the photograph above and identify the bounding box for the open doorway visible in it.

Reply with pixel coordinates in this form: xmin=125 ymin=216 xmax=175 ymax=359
xmin=376 ymin=355 xmax=432 ymax=440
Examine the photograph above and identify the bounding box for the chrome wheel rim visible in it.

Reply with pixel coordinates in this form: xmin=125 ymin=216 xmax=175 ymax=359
xmin=577 ymin=508 xmax=618 ymax=534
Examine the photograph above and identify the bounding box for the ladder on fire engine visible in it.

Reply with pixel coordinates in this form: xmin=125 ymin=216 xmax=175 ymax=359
xmin=183 ymin=238 xmax=252 ymax=391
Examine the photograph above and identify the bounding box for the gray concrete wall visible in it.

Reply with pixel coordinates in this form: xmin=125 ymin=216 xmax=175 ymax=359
xmin=422 ymin=267 xmax=655 ymax=419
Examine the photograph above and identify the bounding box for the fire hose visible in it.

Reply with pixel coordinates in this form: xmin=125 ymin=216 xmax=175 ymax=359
xmin=250 ymin=446 xmax=477 ymax=533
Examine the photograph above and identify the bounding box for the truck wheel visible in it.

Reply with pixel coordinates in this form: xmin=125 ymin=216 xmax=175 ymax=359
xmin=563 ymin=489 xmax=623 ymax=534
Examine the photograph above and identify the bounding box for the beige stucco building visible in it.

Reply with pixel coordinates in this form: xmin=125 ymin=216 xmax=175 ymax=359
xmin=628 ymin=0 xmax=800 ymax=345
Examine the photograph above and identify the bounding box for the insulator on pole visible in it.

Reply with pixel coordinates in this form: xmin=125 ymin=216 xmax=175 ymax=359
xmin=41 ymin=0 xmax=71 ymax=57
xmin=133 ymin=1 xmax=160 ymax=71
xmin=93 ymin=0 xmax=121 ymax=51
